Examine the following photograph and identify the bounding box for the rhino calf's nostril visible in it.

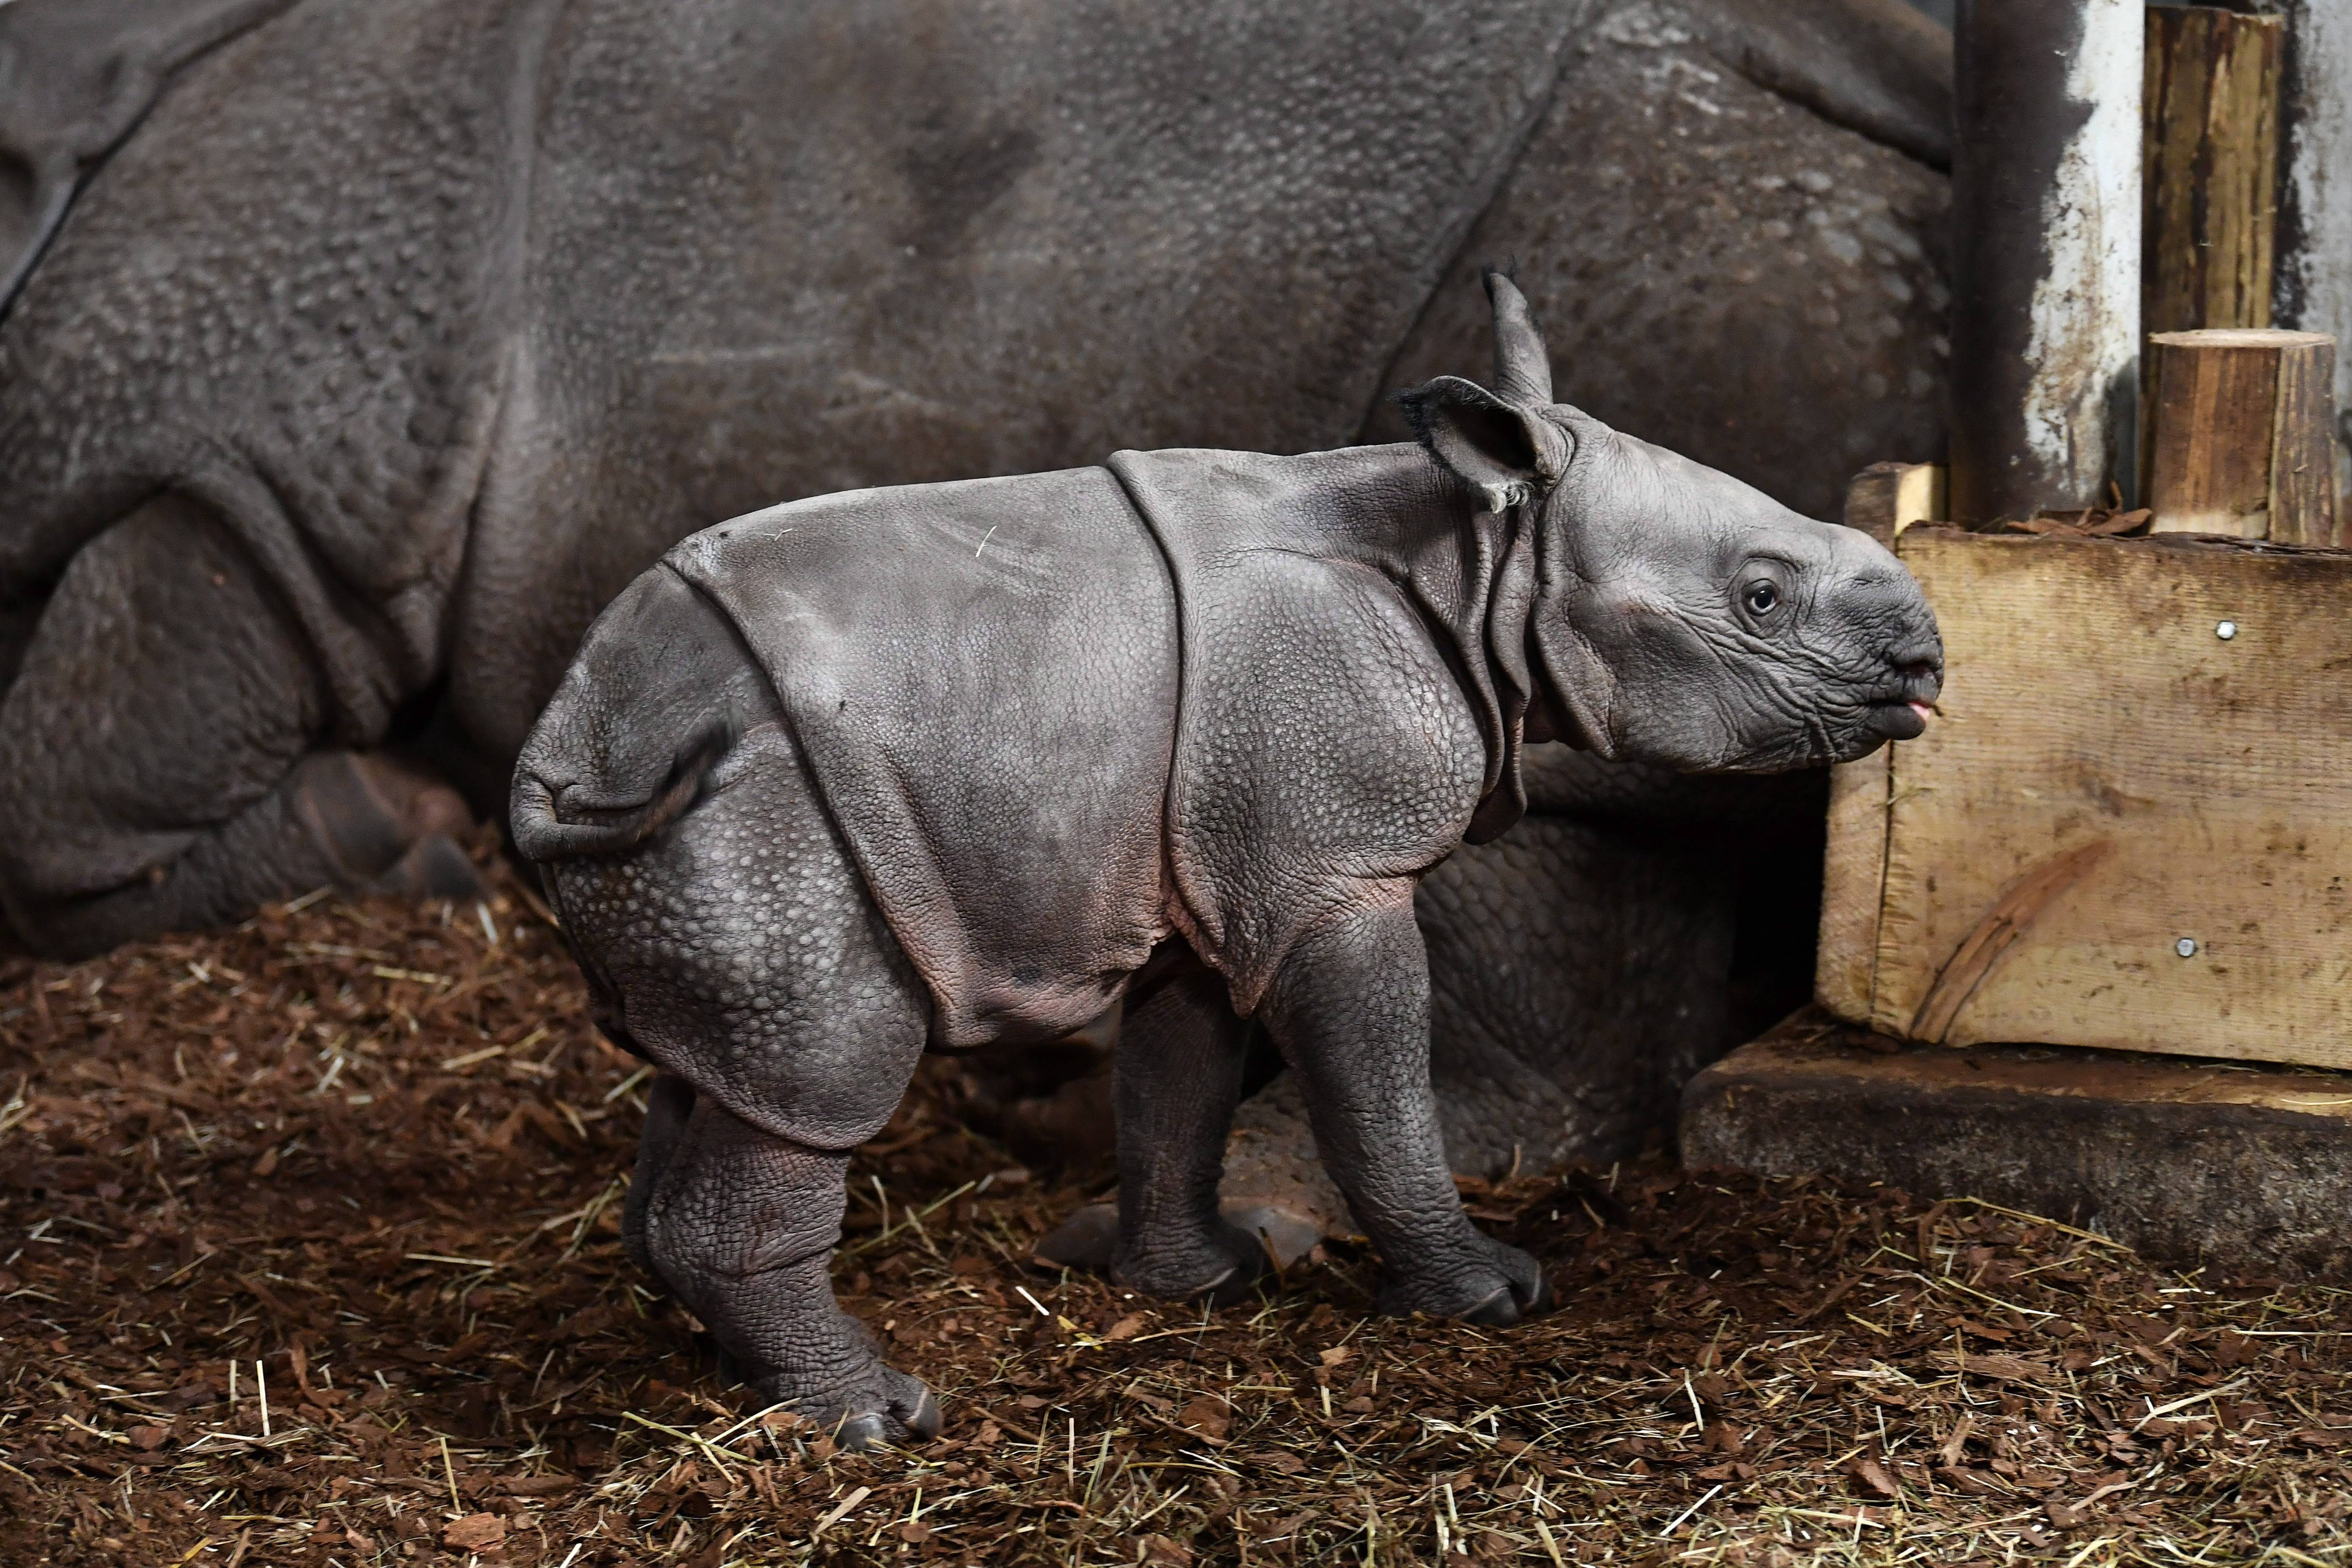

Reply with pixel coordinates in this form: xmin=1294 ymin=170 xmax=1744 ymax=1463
xmin=1886 ymin=637 xmax=1940 ymax=669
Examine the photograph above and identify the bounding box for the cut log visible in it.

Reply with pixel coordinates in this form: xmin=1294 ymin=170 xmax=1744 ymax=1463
xmin=2142 ymin=7 xmax=2283 ymax=338
xmin=1815 ymin=527 xmax=2352 ymax=1068
xmin=2145 ymin=327 xmax=2338 ymax=544
xmin=1840 ymin=461 xmax=1945 ymax=545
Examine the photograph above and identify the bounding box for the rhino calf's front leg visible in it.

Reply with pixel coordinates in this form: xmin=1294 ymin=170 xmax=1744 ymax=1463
xmin=1259 ymin=885 xmax=1551 ymax=1325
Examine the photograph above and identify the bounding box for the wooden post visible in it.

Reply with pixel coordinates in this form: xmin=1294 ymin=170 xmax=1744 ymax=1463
xmin=2142 ymin=8 xmax=2284 ymax=338
xmin=1950 ymin=0 xmax=2143 ymax=522
xmin=2146 ymin=328 xmax=2339 ymax=544
xmin=2271 ymin=0 xmax=2352 ymax=512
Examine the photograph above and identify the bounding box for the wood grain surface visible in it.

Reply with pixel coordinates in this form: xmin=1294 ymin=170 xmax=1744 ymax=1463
xmin=2142 ymin=6 xmax=2283 ymax=338
xmin=1816 ymin=527 xmax=2352 ymax=1066
xmin=1840 ymin=460 xmax=1946 ymax=546
xmin=2147 ymin=328 xmax=2339 ymax=544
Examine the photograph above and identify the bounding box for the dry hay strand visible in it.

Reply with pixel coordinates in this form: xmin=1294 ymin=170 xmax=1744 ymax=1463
xmin=3 ymin=861 xmax=2351 ymax=1565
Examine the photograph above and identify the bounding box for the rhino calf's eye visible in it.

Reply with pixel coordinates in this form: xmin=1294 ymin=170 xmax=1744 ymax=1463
xmin=1744 ymin=581 xmax=1779 ymax=614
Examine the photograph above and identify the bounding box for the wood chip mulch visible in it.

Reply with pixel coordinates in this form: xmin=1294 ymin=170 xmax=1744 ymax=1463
xmin=4 ymin=860 xmax=2350 ymax=1566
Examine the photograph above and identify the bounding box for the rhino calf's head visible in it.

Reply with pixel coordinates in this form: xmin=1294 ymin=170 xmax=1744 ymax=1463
xmin=1401 ymin=273 xmax=1942 ymax=773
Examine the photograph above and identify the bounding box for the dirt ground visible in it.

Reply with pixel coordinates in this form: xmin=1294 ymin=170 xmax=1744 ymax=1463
xmin=4 ymin=858 xmax=2350 ymax=1567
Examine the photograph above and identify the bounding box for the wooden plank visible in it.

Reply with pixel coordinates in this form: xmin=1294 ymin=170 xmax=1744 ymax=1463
xmin=2142 ymin=7 xmax=2283 ymax=337
xmin=1814 ymin=746 xmax=1891 ymax=1024
xmin=1817 ymin=527 xmax=2352 ymax=1068
xmin=1816 ymin=458 xmax=1923 ymax=1024
xmin=2146 ymin=328 xmax=2338 ymax=544
xmin=1840 ymin=462 xmax=1946 ymax=545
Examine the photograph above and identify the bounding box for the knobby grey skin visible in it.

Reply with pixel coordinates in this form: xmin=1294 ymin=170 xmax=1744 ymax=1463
xmin=0 ymin=0 xmax=1952 ymax=1241
xmin=511 ymin=276 xmax=1944 ymax=1446
xmin=0 ymin=0 xmax=1949 ymax=960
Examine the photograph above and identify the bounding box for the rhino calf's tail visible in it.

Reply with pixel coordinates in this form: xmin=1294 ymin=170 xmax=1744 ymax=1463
xmin=509 ymin=568 xmax=770 ymax=863
xmin=509 ymin=733 xmax=728 ymax=861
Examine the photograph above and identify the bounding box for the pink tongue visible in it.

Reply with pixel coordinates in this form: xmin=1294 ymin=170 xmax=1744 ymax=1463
xmin=1907 ymin=702 xmax=1934 ymax=722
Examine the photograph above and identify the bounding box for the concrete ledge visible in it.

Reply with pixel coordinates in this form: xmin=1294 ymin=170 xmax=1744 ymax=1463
xmin=1681 ymin=1008 xmax=2352 ymax=1279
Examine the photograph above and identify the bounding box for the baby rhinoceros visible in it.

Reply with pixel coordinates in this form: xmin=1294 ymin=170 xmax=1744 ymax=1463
xmin=510 ymin=273 xmax=1942 ymax=1447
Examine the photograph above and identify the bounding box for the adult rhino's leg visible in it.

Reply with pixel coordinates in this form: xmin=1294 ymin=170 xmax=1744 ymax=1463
xmin=623 ymin=1072 xmax=698 ymax=1277
xmin=1416 ymin=819 xmax=1739 ymax=1178
xmin=542 ymin=721 xmax=936 ymax=1447
xmin=1109 ymin=949 xmax=1269 ymax=1303
xmin=0 ymin=496 xmax=477 ymax=956
xmin=1258 ymin=885 xmax=1550 ymax=1327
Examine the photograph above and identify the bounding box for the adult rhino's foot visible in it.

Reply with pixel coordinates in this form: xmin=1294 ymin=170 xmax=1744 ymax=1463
xmin=288 ymin=750 xmax=485 ymax=901
xmin=370 ymin=832 xmax=485 ymax=901
xmin=1032 ymin=1201 xmax=1120 ymax=1273
xmin=1376 ymin=1233 xmax=1553 ymax=1327
xmin=1215 ymin=1071 xmax=1348 ymax=1266
xmin=751 ymin=1361 xmax=942 ymax=1451
xmin=1037 ymin=1195 xmax=1321 ymax=1281
xmin=1038 ymin=1200 xmax=1281 ymax=1307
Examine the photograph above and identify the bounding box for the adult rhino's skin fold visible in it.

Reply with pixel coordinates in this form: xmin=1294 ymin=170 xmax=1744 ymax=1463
xmin=0 ymin=0 xmax=1947 ymax=959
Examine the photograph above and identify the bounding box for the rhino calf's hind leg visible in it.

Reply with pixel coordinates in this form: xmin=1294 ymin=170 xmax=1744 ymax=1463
xmin=634 ymin=1094 xmax=938 ymax=1448
xmin=537 ymin=711 xmax=939 ymax=1446
xmin=1111 ymin=951 xmax=1270 ymax=1303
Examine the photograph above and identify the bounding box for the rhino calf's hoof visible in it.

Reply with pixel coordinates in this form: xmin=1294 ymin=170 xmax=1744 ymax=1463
xmin=1113 ymin=1217 xmax=1276 ymax=1308
xmin=1376 ymin=1235 xmax=1553 ymax=1326
xmin=764 ymin=1367 xmax=942 ymax=1451
xmin=1456 ymin=1268 xmax=1556 ymax=1328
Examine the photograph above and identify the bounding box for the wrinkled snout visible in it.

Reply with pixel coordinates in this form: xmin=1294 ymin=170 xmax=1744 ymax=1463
xmin=1864 ymin=633 xmax=1944 ymax=741
xmin=1826 ymin=560 xmax=1943 ymax=750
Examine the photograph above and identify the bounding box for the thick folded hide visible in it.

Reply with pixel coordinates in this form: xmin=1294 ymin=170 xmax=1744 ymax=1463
xmin=1111 ymin=444 xmax=1529 ymax=1009
xmin=674 ymin=444 xmax=1535 ymax=1039
xmin=667 ymin=469 xmax=1179 ymax=1048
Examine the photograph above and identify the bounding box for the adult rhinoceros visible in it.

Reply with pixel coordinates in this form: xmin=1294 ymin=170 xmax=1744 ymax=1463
xmin=0 ymin=0 xmax=1949 ymax=1166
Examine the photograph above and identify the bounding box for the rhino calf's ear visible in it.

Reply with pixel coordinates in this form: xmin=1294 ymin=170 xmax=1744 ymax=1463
xmin=1396 ymin=375 xmax=1563 ymax=512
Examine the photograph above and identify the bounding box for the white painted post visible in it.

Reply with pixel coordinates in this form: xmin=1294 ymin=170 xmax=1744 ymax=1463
xmin=2272 ymin=0 xmax=2352 ymax=509
xmin=1948 ymin=0 xmax=2144 ymax=521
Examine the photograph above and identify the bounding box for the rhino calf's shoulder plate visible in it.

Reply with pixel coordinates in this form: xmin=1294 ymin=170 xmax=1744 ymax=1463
xmin=509 ymin=273 xmax=1941 ymax=1446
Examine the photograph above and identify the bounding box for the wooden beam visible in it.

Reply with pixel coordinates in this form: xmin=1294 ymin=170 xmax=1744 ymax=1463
xmin=2146 ymin=327 xmax=2338 ymax=544
xmin=2142 ymin=7 xmax=2283 ymax=337
xmin=1840 ymin=461 xmax=1946 ymax=545
xmin=1684 ymin=1008 xmax=2352 ymax=1280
